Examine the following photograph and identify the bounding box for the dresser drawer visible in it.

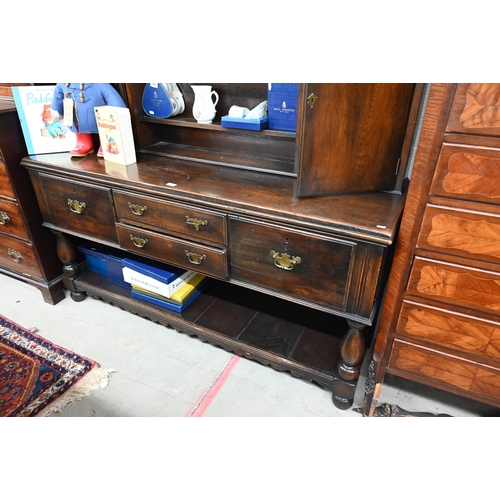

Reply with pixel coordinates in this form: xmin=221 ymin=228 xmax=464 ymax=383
xmin=229 ymin=217 xmax=356 ymax=312
xmin=37 ymin=173 xmax=118 ymax=244
xmin=388 ymin=339 xmax=500 ymax=403
xmin=114 ymin=190 xmax=227 ymax=245
xmin=0 ymin=234 xmax=43 ymax=279
xmin=0 ymin=158 xmax=16 ymax=199
xmin=116 ymin=222 xmax=228 ymax=279
xmin=0 ymin=198 xmax=29 ymax=240
xmin=447 ymin=84 xmax=500 ymax=137
xmin=397 ymin=300 xmax=500 ymax=362
xmin=407 ymin=256 xmax=500 ymax=317
xmin=417 ymin=202 xmax=500 ymax=265
xmin=430 ymin=144 xmax=500 ymax=205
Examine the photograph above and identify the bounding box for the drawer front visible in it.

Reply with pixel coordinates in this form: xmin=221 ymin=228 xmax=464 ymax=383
xmin=397 ymin=300 xmax=500 ymax=362
xmin=430 ymin=144 xmax=500 ymax=205
xmin=38 ymin=173 xmax=118 ymax=244
xmin=229 ymin=217 xmax=355 ymax=311
xmin=116 ymin=222 xmax=228 ymax=279
xmin=407 ymin=256 xmax=500 ymax=316
xmin=417 ymin=202 xmax=500 ymax=265
xmin=0 ymin=158 xmax=16 ymax=199
xmin=0 ymin=198 xmax=29 ymax=240
xmin=0 ymin=234 xmax=43 ymax=279
xmin=388 ymin=339 xmax=500 ymax=403
xmin=114 ymin=190 xmax=227 ymax=245
xmin=447 ymin=84 xmax=500 ymax=137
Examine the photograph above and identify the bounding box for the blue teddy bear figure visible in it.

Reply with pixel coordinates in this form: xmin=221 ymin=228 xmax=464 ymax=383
xmin=51 ymin=83 xmax=126 ymax=158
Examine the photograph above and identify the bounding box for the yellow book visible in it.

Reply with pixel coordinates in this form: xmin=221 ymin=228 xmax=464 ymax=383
xmin=131 ymin=273 xmax=205 ymax=305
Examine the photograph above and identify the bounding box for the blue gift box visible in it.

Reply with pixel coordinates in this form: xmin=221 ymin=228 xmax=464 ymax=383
xmin=221 ymin=115 xmax=269 ymax=131
xmin=267 ymin=83 xmax=299 ymax=132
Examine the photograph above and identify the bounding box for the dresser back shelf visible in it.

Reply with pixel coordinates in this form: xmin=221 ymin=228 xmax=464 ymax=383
xmin=23 ymin=83 xmax=422 ymax=409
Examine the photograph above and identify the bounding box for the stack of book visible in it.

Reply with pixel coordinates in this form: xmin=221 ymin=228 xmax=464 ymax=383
xmin=121 ymin=257 xmax=208 ymax=313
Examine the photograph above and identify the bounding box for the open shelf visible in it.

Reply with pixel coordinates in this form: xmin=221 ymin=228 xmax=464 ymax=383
xmin=74 ymin=270 xmax=358 ymax=390
xmin=141 ymin=115 xmax=296 ymax=139
xmin=139 ymin=141 xmax=296 ymax=176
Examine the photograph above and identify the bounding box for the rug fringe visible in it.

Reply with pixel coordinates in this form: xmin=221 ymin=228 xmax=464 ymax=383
xmin=37 ymin=366 xmax=115 ymax=417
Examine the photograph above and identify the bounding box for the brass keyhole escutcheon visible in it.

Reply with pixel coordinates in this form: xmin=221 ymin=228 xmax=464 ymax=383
xmin=68 ymin=198 xmax=86 ymax=214
xmin=0 ymin=210 xmax=10 ymax=225
xmin=307 ymin=93 xmax=318 ymax=108
xmin=130 ymin=235 xmax=148 ymax=248
xmin=185 ymin=250 xmax=206 ymax=265
xmin=185 ymin=216 xmax=208 ymax=231
xmin=270 ymin=250 xmax=302 ymax=271
xmin=128 ymin=203 xmax=148 ymax=216
xmin=8 ymin=248 xmax=22 ymax=263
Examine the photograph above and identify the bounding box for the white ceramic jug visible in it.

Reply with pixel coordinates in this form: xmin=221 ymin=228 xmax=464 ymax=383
xmin=191 ymin=85 xmax=219 ymax=124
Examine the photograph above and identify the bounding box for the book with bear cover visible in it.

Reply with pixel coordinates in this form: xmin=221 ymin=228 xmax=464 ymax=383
xmin=12 ymin=85 xmax=77 ymax=154
xmin=94 ymin=105 xmax=136 ymax=166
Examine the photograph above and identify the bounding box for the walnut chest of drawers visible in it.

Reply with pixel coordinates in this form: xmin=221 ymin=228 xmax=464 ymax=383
xmin=0 ymin=101 xmax=63 ymax=304
xmin=365 ymin=83 xmax=500 ymax=413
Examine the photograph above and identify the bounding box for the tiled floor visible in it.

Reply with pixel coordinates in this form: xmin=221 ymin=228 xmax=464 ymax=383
xmin=1 ymin=272 xmax=498 ymax=417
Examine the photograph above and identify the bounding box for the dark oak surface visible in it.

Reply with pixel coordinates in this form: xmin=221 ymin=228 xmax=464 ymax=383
xmin=22 ymin=83 xmax=419 ymax=409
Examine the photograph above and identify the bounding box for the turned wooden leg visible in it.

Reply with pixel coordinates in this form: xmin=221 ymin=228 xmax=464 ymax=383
xmin=332 ymin=319 xmax=366 ymax=409
xmin=52 ymin=229 xmax=87 ymax=302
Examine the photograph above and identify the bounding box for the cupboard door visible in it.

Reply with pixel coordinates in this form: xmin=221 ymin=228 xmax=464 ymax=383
xmin=295 ymin=83 xmax=415 ymax=197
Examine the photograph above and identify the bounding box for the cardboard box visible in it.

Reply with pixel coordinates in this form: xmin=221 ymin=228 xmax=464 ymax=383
xmin=105 ymin=254 xmax=131 ymax=289
xmin=267 ymin=83 xmax=299 ymax=132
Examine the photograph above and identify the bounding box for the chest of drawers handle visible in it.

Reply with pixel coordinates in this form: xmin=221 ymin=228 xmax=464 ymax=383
xmin=130 ymin=235 xmax=148 ymax=248
xmin=68 ymin=199 xmax=87 ymax=214
xmin=270 ymin=250 xmax=302 ymax=271
xmin=8 ymin=248 xmax=22 ymax=262
xmin=0 ymin=211 xmax=10 ymax=225
xmin=185 ymin=250 xmax=206 ymax=265
xmin=128 ymin=202 xmax=148 ymax=216
xmin=185 ymin=216 xmax=208 ymax=231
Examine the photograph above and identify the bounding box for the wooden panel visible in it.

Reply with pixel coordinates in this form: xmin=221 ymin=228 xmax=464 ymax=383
xmin=37 ymin=173 xmax=118 ymax=244
xmin=447 ymin=84 xmax=500 ymax=136
xmin=115 ymin=222 xmax=228 ymax=279
xmin=0 ymin=234 xmax=43 ymax=279
xmin=113 ymin=189 xmax=227 ymax=245
xmin=295 ymin=83 xmax=415 ymax=196
xmin=388 ymin=340 xmax=500 ymax=401
xmin=430 ymin=144 xmax=500 ymax=204
xmin=229 ymin=217 xmax=355 ymax=311
xmin=0 ymin=198 xmax=29 ymax=240
xmin=0 ymin=158 xmax=16 ymax=199
xmin=397 ymin=300 xmax=500 ymax=361
xmin=417 ymin=203 xmax=500 ymax=265
xmin=407 ymin=257 xmax=500 ymax=316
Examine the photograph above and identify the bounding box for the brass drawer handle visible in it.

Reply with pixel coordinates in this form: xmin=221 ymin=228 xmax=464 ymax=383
xmin=130 ymin=235 xmax=148 ymax=248
xmin=8 ymin=248 xmax=22 ymax=262
xmin=185 ymin=250 xmax=206 ymax=265
xmin=68 ymin=198 xmax=86 ymax=214
xmin=185 ymin=216 xmax=208 ymax=231
xmin=0 ymin=210 xmax=11 ymax=225
xmin=128 ymin=202 xmax=148 ymax=216
xmin=270 ymin=250 xmax=302 ymax=271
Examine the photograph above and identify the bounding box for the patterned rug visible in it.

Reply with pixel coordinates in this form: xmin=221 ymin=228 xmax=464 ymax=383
xmin=0 ymin=315 xmax=113 ymax=417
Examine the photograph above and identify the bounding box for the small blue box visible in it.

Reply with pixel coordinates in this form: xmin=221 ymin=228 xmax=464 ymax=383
xmin=78 ymin=245 xmax=108 ymax=277
xmin=221 ymin=116 xmax=269 ymax=131
xmin=267 ymin=83 xmax=299 ymax=132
